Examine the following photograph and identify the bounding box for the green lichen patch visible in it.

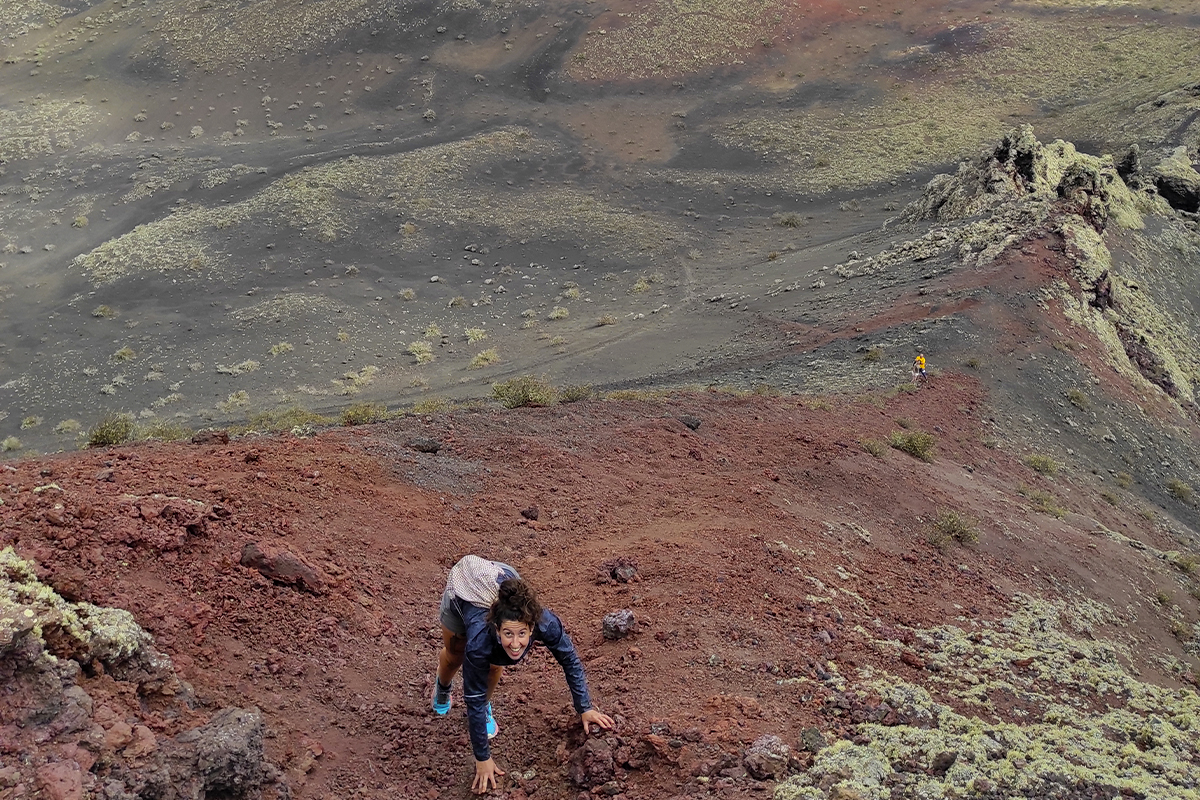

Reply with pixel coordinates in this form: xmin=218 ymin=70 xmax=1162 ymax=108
xmin=0 ymin=547 xmax=149 ymax=665
xmin=563 ymin=0 xmax=789 ymax=82
xmin=776 ymin=595 xmax=1200 ymax=800
xmin=72 ymin=127 xmax=682 ymax=283
xmin=716 ymin=17 xmax=1200 ymax=194
xmin=0 ymin=100 xmax=100 ymax=162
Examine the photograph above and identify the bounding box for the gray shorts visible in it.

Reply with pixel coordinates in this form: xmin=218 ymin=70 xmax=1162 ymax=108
xmin=438 ymin=561 xmax=519 ymax=638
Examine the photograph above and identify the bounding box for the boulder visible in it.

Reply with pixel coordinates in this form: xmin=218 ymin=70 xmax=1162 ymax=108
xmin=567 ymin=738 xmax=614 ymax=788
xmin=239 ymin=542 xmax=326 ymax=594
xmin=601 ymin=610 xmax=635 ymax=640
xmin=743 ymin=735 xmax=791 ymax=781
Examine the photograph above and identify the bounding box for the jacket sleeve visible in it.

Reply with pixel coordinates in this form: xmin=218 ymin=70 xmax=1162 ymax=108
xmin=537 ymin=609 xmax=593 ymax=714
xmin=462 ymin=615 xmax=494 ymax=761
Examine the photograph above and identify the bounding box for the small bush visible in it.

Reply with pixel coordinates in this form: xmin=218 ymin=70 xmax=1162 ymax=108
xmin=244 ymin=407 xmax=332 ymax=432
xmin=888 ymin=430 xmax=935 ymax=461
xmin=521 ymin=319 xmax=539 ymax=330
xmin=559 ymin=384 xmax=594 ymax=403
xmin=1100 ymin=490 xmax=1120 ymax=507
xmin=73 ymin=215 xmax=89 ymax=228
xmin=1 ymin=437 xmax=21 ymax=452
xmin=1024 ymin=454 xmax=1059 ymax=476
xmin=54 ymin=419 xmax=82 ymax=434
xmin=631 ymin=277 xmax=651 ymax=293
xmin=549 ymin=335 xmax=567 ymax=347
xmin=111 ymin=346 xmax=136 ymax=363
xmin=20 ymin=416 xmax=42 ymax=429
xmin=1153 ymin=590 xmax=1172 ymax=606
xmin=895 ymin=417 xmax=913 ymax=429
xmin=1116 ymin=472 xmax=1133 ymax=488
xmin=92 ymin=304 xmax=116 ymax=318
xmin=862 ymin=346 xmax=883 ymax=363
xmin=861 ymin=438 xmax=885 ymax=457
xmin=341 ymin=402 xmax=388 ymax=426
xmin=493 ymin=375 xmax=557 ymax=408
xmin=216 ymin=359 xmax=260 ymax=375
xmin=269 ymin=342 xmax=294 ymax=356
xmin=139 ymin=420 xmax=191 ymax=442
xmin=597 ymin=314 xmax=618 ymax=326
xmin=547 ymin=306 xmax=569 ymax=320
xmin=1018 ymin=485 xmax=1067 ymax=519
xmin=398 ymin=288 xmax=417 ymax=301
xmin=336 ymin=331 xmax=351 ymax=342
xmin=931 ymin=509 xmax=979 ymax=547
xmin=562 ymin=287 xmax=582 ymax=300
xmin=408 ymin=341 xmax=434 ymax=364
xmin=964 ymin=357 xmax=980 ymax=369
xmin=88 ymin=413 xmax=136 ymax=447
xmin=465 ymin=327 xmax=488 ymax=343
xmin=892 ymin=431 xmax=936 ymax=462
xmin=773 ymin=212 xmax=803 ymax=228
xmin=1066 ymin=388 xmax=1089 ymax=410
xmin=469 ymin=348 xmax=500 ymax=369
xmin=1166 ymin=479 xmax=1193 ymax=504
xmin=1171 ymin=553 xmax=1197 ymax=575
xmin=413 ymin=397 xmax=452 ymax=415
xmin=424 ymin=324 xmax=442 ymax=338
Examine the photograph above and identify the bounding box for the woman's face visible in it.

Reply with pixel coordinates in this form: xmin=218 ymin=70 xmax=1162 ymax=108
xmin=497 ymin=620 xmax=532 ymax=659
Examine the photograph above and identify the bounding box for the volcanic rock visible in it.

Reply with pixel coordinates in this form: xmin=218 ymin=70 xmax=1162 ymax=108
xmin=567 ymin=738 xmax=615 ymax=788
xmin=742 ymin=735 xmax=791 ymax=781
xmin=601 ymin=610 xmax=635 ymax=640
xmin=239 ymin=542 xmax=327 ymax=594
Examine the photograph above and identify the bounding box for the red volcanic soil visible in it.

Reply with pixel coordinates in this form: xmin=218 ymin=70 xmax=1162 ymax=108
xmin=3 ymin=379 xmax=1194 ymax=799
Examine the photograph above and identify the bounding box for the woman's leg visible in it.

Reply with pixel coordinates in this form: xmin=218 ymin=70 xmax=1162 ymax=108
xmin=437 ymin=627 xmax=466 ymax=685
xmin=486 ymin=664 xmax=503 ymax=699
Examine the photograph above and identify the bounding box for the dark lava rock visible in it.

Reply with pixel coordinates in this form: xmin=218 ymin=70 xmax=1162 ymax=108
xmin=800 ymin=727 xmax=827 ymax=753
xmin=676 ymin=415 xmax=702 ymax=431
xmin=191 ymin=429 xmax=230 ymax=445
xmin=520 ymin=506 xmax=539 ymax=521
xmin=239 ymin=542 xmax=327 ymax=594
xmin=743 ymin=735 xmax=791 ymax=781
xmin=409 ymin=437 xmax=441 ymax=454
xmin=163 ymin=707 xmax=272 ymax=800
xmin=597 ymin=556 xmax=639 ymax=584
xmin=929 ymin=750 xmax=958 ymax=776
xmin=568 ymin=738 xmax=614 ymax=788
xmin=602 ymin=610 xmax=635 ymax=640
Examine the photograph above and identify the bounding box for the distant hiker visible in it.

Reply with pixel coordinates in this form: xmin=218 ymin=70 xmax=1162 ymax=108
xmin=912 ymin=353 xmax=927 ymax=382
xmin=432 ymin=555 xmax=615 ymax=794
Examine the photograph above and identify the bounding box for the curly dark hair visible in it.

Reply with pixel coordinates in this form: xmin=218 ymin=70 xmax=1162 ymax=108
xmin=489 ymin=578 xmax=542 ymax=629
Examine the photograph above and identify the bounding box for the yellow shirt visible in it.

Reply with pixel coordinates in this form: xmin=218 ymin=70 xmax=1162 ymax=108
xmin=914 ymin=356 xmax=926 ymax=369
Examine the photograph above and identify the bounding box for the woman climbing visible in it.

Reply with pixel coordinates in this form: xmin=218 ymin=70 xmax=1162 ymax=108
xmin=432 ymin=554 xmax=616 ymax=794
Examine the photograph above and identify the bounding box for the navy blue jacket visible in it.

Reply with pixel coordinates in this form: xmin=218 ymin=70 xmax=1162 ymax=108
xmin=458 ymin=599 xmax=592 ymax=761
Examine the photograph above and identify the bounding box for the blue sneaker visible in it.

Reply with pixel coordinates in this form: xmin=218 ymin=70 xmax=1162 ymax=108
xmin=432 ymin=679 xmax=452 ymax=715
xmin=485 ymin=702 xmax=498 ymax=739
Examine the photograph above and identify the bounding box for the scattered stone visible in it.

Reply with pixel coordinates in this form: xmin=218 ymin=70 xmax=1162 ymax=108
xmin=799 ymin=727 xmax=827 ymax=753
xmin=36 ymin=762 xmax=82 ymax=800
xmin=164 ymin=707 xmax=270 ymax=800
xmin=676 ymin=414 xmax=702 ymax=431
xmin=191 ymin=429 xmax=230 ymax=445
xmin=567 ymin=738 xmax=614 ymax=787
xmin=597 ymin=556 xmax=639 ymax=584
xmin=520 ymin=506 xmax=539 ymax=521
xmin=929 ymin=750 xmax=958 ymax=776
xmin=602 ymin=609 xmax=635 ymax=640
xmin=94 ymin=468 xmax=114 ymax=482
xmin=900 ymin=651 xmax=926 ymax=669
xmin=409 ymin=437 xmax=441 ymax=454
xmin=239 ymin=542 xmax=327 ymax=594
xmin=743 ymin=735 xmax=791 ymax=781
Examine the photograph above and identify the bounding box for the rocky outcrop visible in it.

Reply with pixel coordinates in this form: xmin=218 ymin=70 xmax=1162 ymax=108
xmin=0 ymin=548 xmax=285 ymax=800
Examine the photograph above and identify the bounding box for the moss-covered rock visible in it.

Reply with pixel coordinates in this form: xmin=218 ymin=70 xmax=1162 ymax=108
xmin=774 ymin=595 xmax=1200 ymax=800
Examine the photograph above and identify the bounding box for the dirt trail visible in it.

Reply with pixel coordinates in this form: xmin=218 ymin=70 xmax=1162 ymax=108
xmin=4 ymin=380 xmax=1198 ymax=799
